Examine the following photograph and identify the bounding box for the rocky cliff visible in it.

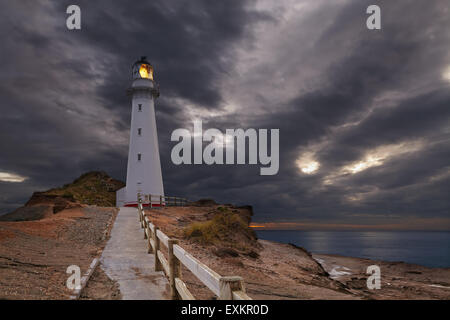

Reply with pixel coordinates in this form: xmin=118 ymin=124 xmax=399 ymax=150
xmin=0 ymin=171 xmax=124 ymax=221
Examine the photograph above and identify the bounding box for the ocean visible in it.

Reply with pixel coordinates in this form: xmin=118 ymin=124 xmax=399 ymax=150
xmin=255 ymin=230 xmax=450 ymax=268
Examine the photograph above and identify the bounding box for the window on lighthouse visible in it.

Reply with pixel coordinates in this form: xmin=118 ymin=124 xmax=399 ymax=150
xmin=138 ymin=104 xmax=142 ymax=111
xmin=138 ymin=128 xmax=142 ymax=136
xmin=137 ymin=153 xmax=142 ymax=161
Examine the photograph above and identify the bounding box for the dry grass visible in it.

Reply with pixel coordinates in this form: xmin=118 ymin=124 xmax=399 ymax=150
xmin=183 ymin=206 xmax=257 ymax=253
xmin=42 ymin=171 xmax=124 ymax=207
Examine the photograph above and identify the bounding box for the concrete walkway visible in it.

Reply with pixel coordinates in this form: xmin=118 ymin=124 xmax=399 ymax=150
xmin=100 ymin=207 xmax=169 ymax=299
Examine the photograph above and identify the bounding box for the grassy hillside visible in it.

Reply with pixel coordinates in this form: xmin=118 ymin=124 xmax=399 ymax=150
xmin=39 ymin=171 xmax=125 ymax=207
xmin=183 ymin=206 xmax=259 ymax=255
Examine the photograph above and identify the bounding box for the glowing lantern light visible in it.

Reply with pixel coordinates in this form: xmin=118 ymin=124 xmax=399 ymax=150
xmin=132 ymin=56 xmax=154 ymax=80
xmin=139 ymin=64 xmax=153 ymax=80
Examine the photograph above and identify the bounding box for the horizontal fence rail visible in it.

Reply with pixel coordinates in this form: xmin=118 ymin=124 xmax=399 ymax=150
xmin=138 ymin=193 xmax=188 ymax=208
xmin=137 ymin=195 xmax=252 ymax=300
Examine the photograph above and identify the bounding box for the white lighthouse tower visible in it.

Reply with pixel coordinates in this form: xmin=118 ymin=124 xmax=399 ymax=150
xmin=116 ymin=57 xmax=164 ymax=207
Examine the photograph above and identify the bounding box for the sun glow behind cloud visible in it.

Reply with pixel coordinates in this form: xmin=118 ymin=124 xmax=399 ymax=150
xmin=342 ymin=142 xmax=423 ymax=174
xmin=442 ymin=65 xmax=450 ymax=81
xmin=296 ymin=152 xmax=320 ymax=174
xmin=300 ymin=161 xmax=320 ymax=174
xmin=0 ymin=171 xmax=27 ymax=182
xmin=343 ymin=155 xmax=384 ymax=174
xmin=324 ymin=141 xmax=424 ymax=185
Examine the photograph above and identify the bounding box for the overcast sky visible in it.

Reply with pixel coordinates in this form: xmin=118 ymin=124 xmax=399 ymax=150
xmin=0 ymin=0 xmax=449 ymax=229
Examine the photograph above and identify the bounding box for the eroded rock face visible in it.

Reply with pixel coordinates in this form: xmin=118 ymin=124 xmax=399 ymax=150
xmin=0 ymin=205 xmax=54 ymax=221
xmin=28 ymin=192 xmax=81 ymax=214
xmin=25 ymin=192 xmax=74 ymax=206
xmin=0 ymin=192 xmax=82 ymax=221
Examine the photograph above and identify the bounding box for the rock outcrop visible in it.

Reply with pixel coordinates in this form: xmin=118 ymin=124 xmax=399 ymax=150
xmin=0 ymin=171 xmax=124 ymax=221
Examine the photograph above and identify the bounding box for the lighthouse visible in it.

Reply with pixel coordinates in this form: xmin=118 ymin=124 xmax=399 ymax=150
xmin=116 ymin=57 xmax=164 ymax=207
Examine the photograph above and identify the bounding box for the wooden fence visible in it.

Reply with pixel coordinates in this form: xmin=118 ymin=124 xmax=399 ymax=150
xmin=140 ymin=193 xmax=188 ymax=207
xmin=137 ymin=195 xmax=252 ymax=300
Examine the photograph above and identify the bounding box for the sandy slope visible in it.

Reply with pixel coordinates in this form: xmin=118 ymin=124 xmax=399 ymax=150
xmin=0 ymin=206 xmax=120 ymax=299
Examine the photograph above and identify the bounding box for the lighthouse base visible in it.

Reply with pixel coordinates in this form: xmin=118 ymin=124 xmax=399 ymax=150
xmin=116 ymin=186 xmax=166 ymax=208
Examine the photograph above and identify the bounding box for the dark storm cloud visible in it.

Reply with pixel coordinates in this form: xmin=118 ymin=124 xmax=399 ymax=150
xmin=157 ymin=0 xmax=450 ymax=226
xmin=0 ymin=0 xmax=265 ymax=213
xmin=54 ymin=0 xmax=269 ymax=110
xmin=0 ymin=0 xmax=448 ymax=229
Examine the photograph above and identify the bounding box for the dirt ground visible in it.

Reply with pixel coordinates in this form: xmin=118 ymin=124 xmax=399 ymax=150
xmin=2 ymin=203 xmax=449 ymax=300
xmin=0 ymin=206 xmax=120 ymax=299
xmin=314 ymin=254 xmax=450 ymax=300
xmin=79 ymin=266 xmax=121 ymax=300
xmin=145 ymin=205 xmax=450 ymax=300
xmin=145 ymin=206 xmax=355 ymax=299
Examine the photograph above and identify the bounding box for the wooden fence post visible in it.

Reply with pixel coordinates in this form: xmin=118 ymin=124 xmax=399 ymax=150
xmin=147 ymin=223 xmax=153 ymax=254
xmin=168 ymin=239 xmax=181 ymax=299
xmin=143 ymin=215 xmax=147 ymax=239
xmin=219 ymin=276 xmax=245 ymax=300
xmin=154 ymin=226 xmax=162 ymax=272
xmin=138 ymin=199 xmax=143 ymax=228
xmin=149 ymin=194 xmax=152 ymax=209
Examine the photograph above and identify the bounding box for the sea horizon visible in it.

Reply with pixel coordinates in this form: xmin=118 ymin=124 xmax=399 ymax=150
xmin=255 ymin=229 xmax=450 ymax=269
